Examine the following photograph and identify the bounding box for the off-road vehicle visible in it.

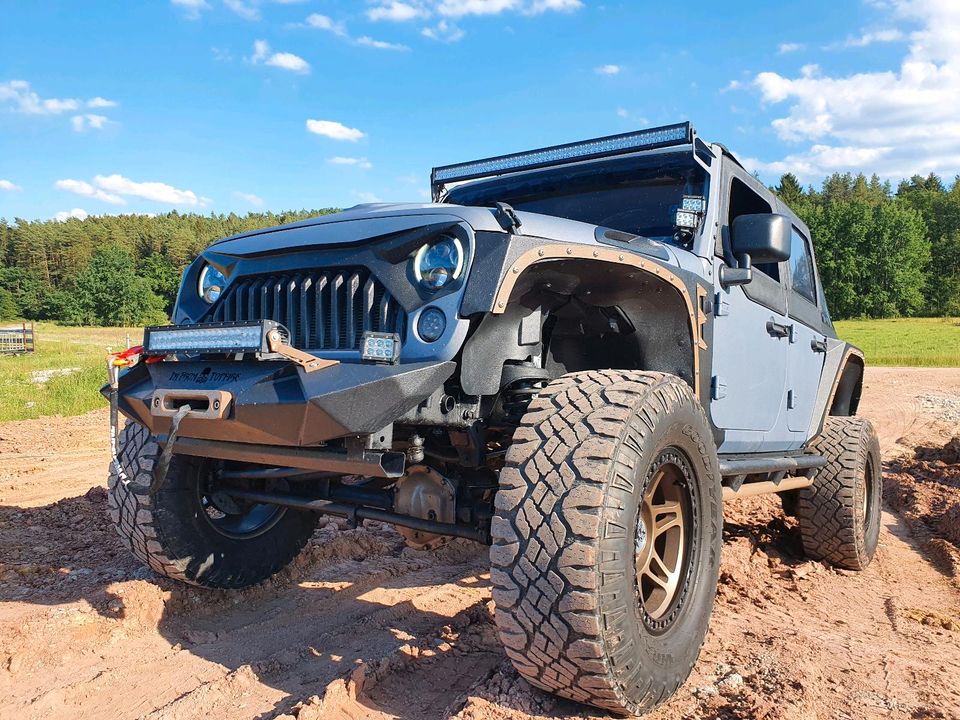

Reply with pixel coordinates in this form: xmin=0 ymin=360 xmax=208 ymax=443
xmin=106 ymin=122 xmax=880 ymax=715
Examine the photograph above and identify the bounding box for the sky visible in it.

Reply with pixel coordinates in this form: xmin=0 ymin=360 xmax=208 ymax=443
xmin=1 ymin=0 xmax=958 ymax=222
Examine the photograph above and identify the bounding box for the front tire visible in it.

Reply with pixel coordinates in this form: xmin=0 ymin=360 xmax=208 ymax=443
xmin=108 ymin=422 xmax=319 ymax=588
xmin=490 ymin=371 xmax=722 ymax=715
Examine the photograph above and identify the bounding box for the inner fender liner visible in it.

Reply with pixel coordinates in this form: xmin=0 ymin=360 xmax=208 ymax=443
xmin=461 ymin=304 xmax=543 ymax=396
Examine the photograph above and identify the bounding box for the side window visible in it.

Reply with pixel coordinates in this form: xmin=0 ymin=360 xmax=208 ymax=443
xmin=727 ymin=177 xmax=779 ymax=281
xmin=789 ymin=229 xmax=817 ymax=305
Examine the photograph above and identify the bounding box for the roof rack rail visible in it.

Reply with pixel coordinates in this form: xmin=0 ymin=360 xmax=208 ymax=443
xmin=431 ymin=121 xmax=694 ymax=201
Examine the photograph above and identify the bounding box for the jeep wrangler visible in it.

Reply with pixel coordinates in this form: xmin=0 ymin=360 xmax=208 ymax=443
xmin=106 ymin=122 xmax=879 ymax=715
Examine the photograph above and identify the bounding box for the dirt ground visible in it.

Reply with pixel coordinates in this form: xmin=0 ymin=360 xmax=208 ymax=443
xmin=2 ymin=367 xmax=960 ymax=720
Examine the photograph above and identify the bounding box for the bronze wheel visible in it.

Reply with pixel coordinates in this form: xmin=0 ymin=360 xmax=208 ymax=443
xmin=636 ymin=449 xmax=695 ymax=627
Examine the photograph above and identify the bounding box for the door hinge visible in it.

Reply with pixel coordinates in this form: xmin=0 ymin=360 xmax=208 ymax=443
xmin=711 ymin=376 xmax=727 ymax=400
xmin=714 ymin=292 xmax=730 ymax=317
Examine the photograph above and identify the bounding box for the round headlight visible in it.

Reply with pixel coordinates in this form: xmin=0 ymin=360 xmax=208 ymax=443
xmin=414 ymin=236 xmax=464 ymax=291
xmin=198 ymin=264 xmax=226 ymax=304
xmin=417 ymin=306 xmax=447 ymax=342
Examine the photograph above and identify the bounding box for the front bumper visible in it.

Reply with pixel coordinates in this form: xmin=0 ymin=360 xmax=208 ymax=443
xmin=107 ymin=358 xmax=455 ymax=446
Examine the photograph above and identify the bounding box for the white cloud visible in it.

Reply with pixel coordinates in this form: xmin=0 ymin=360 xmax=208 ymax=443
xmin=356 ymin=36 xmax=410 ymax=50
xmin=737 ymin=0 xmax=960 ymax=180
xmin=250 ymin=40 xmax=310 ymax=73
xmin=266 ymin=52 xmax=310 ymax=72
xmin=829 ymin=28 xmax=905 ymax=50
xmin=54 ymin=208 xmax=89 ymax=222
xmin=617 ymin=107 xmax=629 ymax=118
xmin=329 ymin=156 xmax=373 ymax=168
xmin=306 ymin=119 xmax=365 ymax=141
xmin=55 ymin=178 xmax=125 ymax=205
xmin=367 ymin=0 xmax=580 ymax=22
xmin=57 ymin=175 xmax=206 ymax=206
xmin=224 ymin=0 xmax=260 ymax=20
xmin=367 ymin=2 xmax=428 ymax=21
xmin=595 ymin=64 xmax=621 ymax=75
xmin=95 ymin=174 xmax=207 ymax=205
xmin=437 ymin=0 xmax=516 ymax=16
xmin=778 ymin=42 xmax=804 ymax=54
xmin=0 ymin=80 xmax=79 ymax=114
xmin=421 ymin=19 xmax=465 ymax=41
xmin=171 ymin=0 xmax=209 ymax=18
xmin=355 ymin=191 xmax=383 ymax=203
xmin=71 ymin=114 xmax=110 ymax=132
xmin=234 ymin=191 xmax=264 ymax=207
xmin=1 ymin=82 xmax=119 ymax=133
xmin=305 ymin=13 xmax=347 ymax=35
xmin=0 ymin=180 xmax=20 ymax=191
xmin=526 ymin=0 xmax=581 ymax=11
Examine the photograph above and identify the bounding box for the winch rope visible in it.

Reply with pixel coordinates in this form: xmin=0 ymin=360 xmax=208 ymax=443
xmin=149 ymin=403 xmax=192 ymax=495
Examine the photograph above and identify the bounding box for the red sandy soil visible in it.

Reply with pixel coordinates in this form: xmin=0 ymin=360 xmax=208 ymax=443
xmin=1 ymin=367 xmax=959 ymax=720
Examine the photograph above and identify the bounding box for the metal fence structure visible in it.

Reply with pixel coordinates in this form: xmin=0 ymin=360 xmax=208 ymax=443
xmin=0 ymin=323 xmax=35 ymax=354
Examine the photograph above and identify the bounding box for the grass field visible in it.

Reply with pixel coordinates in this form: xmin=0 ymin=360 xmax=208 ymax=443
xmin=0 ymin=319 xmax=957 ymax=422
xmin=0 ymin=323 xmax=141 ymax=422
xmin=834 ymin=317 xmax=960 ymax=367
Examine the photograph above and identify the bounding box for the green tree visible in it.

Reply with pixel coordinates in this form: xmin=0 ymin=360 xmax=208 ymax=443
xmin=140 ymin=252 xmax=181 ymax=313
xmin=775 ymin=173 xmax=805 ymax=206
xmin=0 ymin=288 xmax=18 ymax=321
xmin=73 ymin=246 xmax=166 ymax=326
xmin=0 ymin=267 xmax=43 ymax=318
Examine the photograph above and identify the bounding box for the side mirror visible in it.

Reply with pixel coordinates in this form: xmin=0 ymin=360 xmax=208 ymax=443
xmin=720 ymin=213 xmax=792 ymax=287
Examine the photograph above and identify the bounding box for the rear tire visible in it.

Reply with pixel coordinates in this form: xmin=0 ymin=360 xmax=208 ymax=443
xmin=108 ymin=422 xmax=318 ymax=588
xmin=797 ymin=416 xmax=881 ymax=570
xmin=490 ymin=370 xmax=722 ymax=715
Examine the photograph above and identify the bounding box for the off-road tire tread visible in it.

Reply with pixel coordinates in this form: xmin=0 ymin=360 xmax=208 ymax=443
xmin=797 ymin=416 xmax=880 ymax=570
xmin=107 ymin=422 xmax=313 ymax=588
xmin=490 ymin=370 xmax=719 ymax=716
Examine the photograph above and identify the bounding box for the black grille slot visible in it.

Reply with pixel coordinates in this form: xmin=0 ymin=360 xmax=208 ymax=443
xmin=207 ymin=268 xmax=406 ymax=351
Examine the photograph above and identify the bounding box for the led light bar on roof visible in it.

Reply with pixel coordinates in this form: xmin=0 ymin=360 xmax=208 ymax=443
xmin=431 ymin=122 xmax=693 ymax=195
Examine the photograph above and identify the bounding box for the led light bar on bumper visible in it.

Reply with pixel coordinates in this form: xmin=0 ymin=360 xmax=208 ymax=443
xmin=431 ymin=122 xmax=692 ymax=198
xmin=143 ymin=321 xmax=276 ymax=355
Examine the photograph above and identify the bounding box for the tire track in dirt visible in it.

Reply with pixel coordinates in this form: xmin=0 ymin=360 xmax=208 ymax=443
xmin=2 ymin=517 xmax=495 ymax=719
xmin=1 ymin=368 xmax=960 ymax=720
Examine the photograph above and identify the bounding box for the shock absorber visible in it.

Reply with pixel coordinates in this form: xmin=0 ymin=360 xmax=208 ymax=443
xmin=502 ymin=377 xmax=549 ymax=424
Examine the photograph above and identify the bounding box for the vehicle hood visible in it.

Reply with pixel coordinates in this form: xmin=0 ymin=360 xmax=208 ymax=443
xmin=209 ymin=202 xmax=609 ymax=256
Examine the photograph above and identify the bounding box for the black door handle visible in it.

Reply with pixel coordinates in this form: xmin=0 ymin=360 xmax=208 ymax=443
xmin=811 ymin=338 xmax=828 ymax=353
xmin=766 ymin=320 xmax=792 ymax=338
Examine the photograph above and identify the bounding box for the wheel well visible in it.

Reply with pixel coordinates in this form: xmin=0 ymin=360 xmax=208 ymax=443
xmin=830 ymin=355 xmax=864 ymax=416
xmin=459 ymin=258 xmax=696 ymax=396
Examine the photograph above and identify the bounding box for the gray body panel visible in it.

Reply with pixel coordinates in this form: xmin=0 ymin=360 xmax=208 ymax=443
xmin=153 ymin=130 xmax=860 ymax=455
xmin=709 ymin=255 xmax=792 ymax=450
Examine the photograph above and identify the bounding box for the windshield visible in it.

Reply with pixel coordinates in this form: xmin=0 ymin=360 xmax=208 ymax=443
xmin=443 ymin=152 xmax=707 ymax=245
